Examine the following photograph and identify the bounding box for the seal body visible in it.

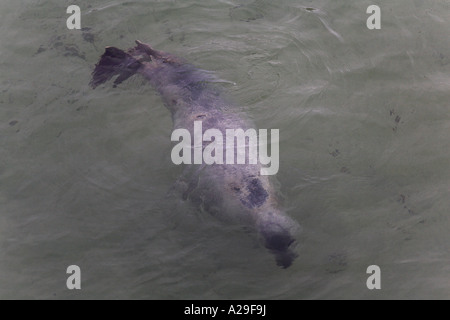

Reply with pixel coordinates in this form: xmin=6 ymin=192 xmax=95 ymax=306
xmin=91 ymin=41 xmax=299 ymax=268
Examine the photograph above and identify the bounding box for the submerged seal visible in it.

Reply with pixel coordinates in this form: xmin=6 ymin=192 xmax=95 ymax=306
xmin=91 ymin=40 xmax=299 ymax=268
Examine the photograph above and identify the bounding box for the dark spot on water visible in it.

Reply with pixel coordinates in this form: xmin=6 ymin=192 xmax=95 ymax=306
xmin=325 ymin=253 xmax=348 ymax=274
xmin=63 ymin=45 xmax=86 ymax=60
xmin=34 ymin=46 xmax=46 ymax=55
xmin=340 ymin=167 xmax=350 ymax=174
xmin=397 ymin=194 xmax=419 ymax=216
xmin=390 ymin=109 xmax=402 ymax=132
xmin=438 ymin=53 xmax=449 ymax=66
xmin=82 ymin=32 xmax=95 ymax=43
xmin=330 ymin=149 xmax=340 ymax=157
xmin=9 ymin=120 xmax=18 ymax=126
xmin=76 ymin=105 xmax=88 ymax=112
xmin=67 ymin=98 xmax=78 ymax=105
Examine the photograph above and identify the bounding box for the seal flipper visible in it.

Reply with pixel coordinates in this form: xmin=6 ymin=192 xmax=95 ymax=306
xmin=90 ymin=46 xmax=142 ymax=89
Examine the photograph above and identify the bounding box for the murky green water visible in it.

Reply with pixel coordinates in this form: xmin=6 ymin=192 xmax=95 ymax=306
xmin=1 ymin=0 xmax=449 ymax=299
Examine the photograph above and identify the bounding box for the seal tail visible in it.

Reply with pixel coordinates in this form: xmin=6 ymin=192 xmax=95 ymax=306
xmin=90 ymin=46 xmax=142 ymax=89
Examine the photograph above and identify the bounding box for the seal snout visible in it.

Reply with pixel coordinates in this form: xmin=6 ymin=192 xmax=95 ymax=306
xmin=260 ymin=220 xmax=297 ymax=268
xmin=264 ymin=232 xmax=295 ymax=252
xmin=264 ymin=231 xmax=297 ymax=269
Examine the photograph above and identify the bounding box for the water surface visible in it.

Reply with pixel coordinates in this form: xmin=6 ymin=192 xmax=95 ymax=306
xmin=0 ymin=0 xmax=449 ymax=299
